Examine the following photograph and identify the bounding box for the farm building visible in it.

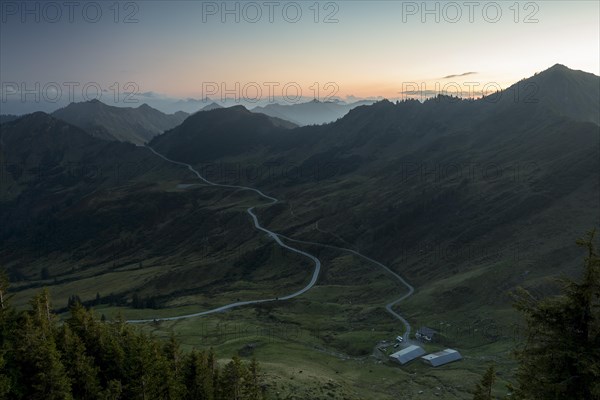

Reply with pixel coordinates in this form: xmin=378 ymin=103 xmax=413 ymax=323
xmin=415 ymin=326 xmax=437 ymax=342
xmin=389 ymin=345 xmax=426 ymax=365
xmin=421 ymin=349 xmax=462 ymax=367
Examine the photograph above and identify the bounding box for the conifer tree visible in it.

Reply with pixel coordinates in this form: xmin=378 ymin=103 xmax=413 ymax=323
xmin=0 ymin=269 xmax=9 ymax=311
xmin=0 ymin=279 xmax=267 ymax=399
xmin=511 ymin=230 xmax=600 ymax=399
xmin=243 ymin=358 xmax=264 ymax=400
xmin=472 ymin=364 xmax=496 ymax=400
xmin=16 ymin=313 xmax=72 ymax=400
xmin=220 ymin=356 xmax=246 ymax=400
xmin=56 ymin=324 xmax=101 ymax=400
xmin=163 ymin=334 xmax=186 ymax=399
xmin=0 ymin=351 xmax=11 ymax=399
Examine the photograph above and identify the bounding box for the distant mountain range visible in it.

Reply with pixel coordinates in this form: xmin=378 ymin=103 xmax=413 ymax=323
xmin=251 ymin=99 xmax=376 ymax=126
xmin=52 ymin=100 xmax=189 ymax=145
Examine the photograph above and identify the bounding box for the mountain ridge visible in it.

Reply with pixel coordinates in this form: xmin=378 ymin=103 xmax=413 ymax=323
xmin=52 ymin=100 xmax=190 ymax=145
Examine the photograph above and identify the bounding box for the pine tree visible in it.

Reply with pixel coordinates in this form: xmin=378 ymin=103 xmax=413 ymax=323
xmin=163 ymin=334 xmax=186 ymax=399
xmin=511 ymin=230 xmax=600 ymax=399
xmin=67 ymin=294 xmax=82 ymax=309
xmin=56 ymin=324 xmax=101 ymax=400
xmin=243 ymin=358 xmax=263 ymax=400
xmin=29 ymin=289 xmax=57 ymax=339
xmin=184 ymin=350 xmax=207 ymax=400
xmin=0 ymin=270 xmax=15 ymax=399
xmin=207 ymin=349 xmax=219 ymax=400
xmin=472 ymin=364 xmax=495 ymax=400
xmin=101 ymin=380 xmax=122 ymax=400
xmin=0 ymin=269 xmax=9 ymax=311
xmin=16 ymin=307 xmax=72 ymax=399
xmin=0 ymin=351 xmax=11 ymax=399
xmin=219 ymin=356 xmax=246 ymax=400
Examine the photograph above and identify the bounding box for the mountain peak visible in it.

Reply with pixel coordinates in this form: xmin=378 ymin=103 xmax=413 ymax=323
xmin=228 ymin=105 xmax=250 ymax=113
xmin=547 ymin=63 xmax=570 ymax=72
xmin=200 ymin=102 xmax=224 ymax=112
xmin=535 ymin=63 xmax=596 ymax=79
xmin=138 ymin=103 xmax=155 ymax=111
xmin=454 ymin=63 xmax=600 ymax=125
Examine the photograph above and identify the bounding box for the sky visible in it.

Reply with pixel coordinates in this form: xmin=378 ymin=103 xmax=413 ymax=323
xmin=1 ymin=0 xmax=599 ymax=111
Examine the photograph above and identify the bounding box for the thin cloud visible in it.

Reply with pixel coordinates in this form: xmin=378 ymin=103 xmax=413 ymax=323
xmin=442 ymin=71 xmax=478 ymax=79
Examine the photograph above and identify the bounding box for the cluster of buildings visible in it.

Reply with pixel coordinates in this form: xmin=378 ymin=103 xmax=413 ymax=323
xmin=390 ymin=345 xmax=462 ymax=367
xmin=388 ymin=326 xmax=463 ymax=367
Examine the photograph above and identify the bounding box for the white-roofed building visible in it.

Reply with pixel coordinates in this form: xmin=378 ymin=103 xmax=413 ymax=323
xmin=389 ymin=345 xmax=426 ymax=365
xmin=421 ymin=348 xmax=462 ymax=367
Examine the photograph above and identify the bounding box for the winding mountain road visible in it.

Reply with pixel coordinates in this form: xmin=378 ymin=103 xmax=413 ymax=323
xmin=276 ymin=233 xmax=414 ymax=341
xmin=128 ymin=146 xmax=413 ymax=341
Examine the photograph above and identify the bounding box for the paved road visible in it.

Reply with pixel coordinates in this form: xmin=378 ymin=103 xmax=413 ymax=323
xmin=128 ymin=146 xmax=413 ymax=341
xmin=277 ymin=233 xmax=414 ymax=341
xmin=128 ymin=147 xmax=319 ymax=323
